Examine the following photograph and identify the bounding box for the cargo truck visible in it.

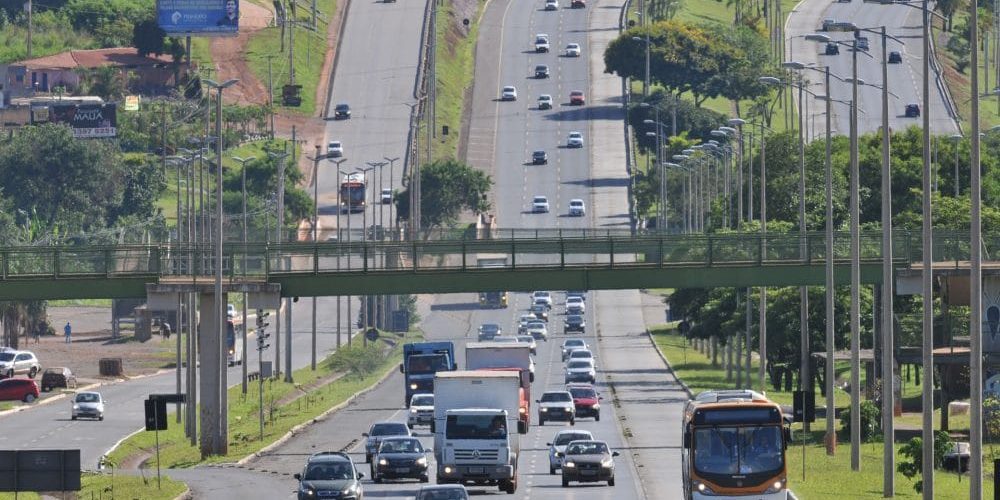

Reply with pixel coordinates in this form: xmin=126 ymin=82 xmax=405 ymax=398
xmin=466 ymin=343 xmax=533 ymax=431
xmin=400 ymin=341 xmax=456 ymax=406
xmin=433 ymin=371 xmax=522 ymax=494
xmin=477 ymin=254 xmax=509 ymax=308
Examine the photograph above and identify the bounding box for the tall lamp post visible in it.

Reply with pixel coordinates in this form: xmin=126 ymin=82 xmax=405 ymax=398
xmin=356 ymin=165 xmax=376 ymax=337
xmin=384 ymin=156 xmax=400 ymax=227
xmin=308 ymin=145 xmax=326 ymax=371
xmin=231 ymin=154 xmax=256 ymax=393
xmin=332 ymin=159 xmax=348 ymax=348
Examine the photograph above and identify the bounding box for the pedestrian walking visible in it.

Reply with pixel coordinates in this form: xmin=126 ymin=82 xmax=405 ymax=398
xmin=64 ymin=322 xmax=72 ymax=344
xmin=161 ymin=321 xmax=171 ymax=340
xmin=33 ymin=325 xmax=40 ymax=344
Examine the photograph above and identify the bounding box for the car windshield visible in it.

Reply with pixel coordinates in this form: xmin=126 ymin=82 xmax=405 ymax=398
xmin=567 ymin=315 xmax=583 ymax=323
xmin=693 ymin=426 xmax=783 ymax=475
xmin=380 ymin=438 xmax=423 ymax=453
xmin=555 ymin=432 xmax=592 ymax=446
xmin=0 ymin=353 xmax=13 ymax=362
xmin=528 ymin=322 xmax=545 ymax=329
xmin=371 ymin=423 xmax=408 ymax=436
xmin=336 ymin=104 xmax=349 ymax=110
xmin=417 ymin=488 xmax=469 ymax=500
xmin=504 ymin=86 xmax=515 ymax=92
xmin=303 ymin=462 xmax=354 ymax=480
xmin=75 ymin=393 xmax=100 ymax=403
xmin=565 ymin=340 xmax=585 ymax=347
xmin=481 ymin=324 xmax=500 ymax=333
xmin=570 ymin=201 xmax=583 ymax=207
xmin=569 ymin=387 xmax=597 ymax=399
xmin=412 ymin=395 xmax=433 ymax=406
xmin=534 ymin=197 xmax=546 ymax=203
xmin=566 ymin=441 xmax=608 ymax=455
xmin=330 ymin=142 xmax=341 ymax=147
xmin=571 ymin=351 xmax=592 ymax=358
xmin=541 ymin=392 xmax=571 ymax=403
xmin=568 ymin=361 xmax=592 ymax=369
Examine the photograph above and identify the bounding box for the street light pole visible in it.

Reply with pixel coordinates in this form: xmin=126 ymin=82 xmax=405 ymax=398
xmin=848 ymin=35 xmax=863 ymax=475
xmin=384 ymin=156 xmax=400 ymax=226
xmin=969 ymin=0 xmax=984 ymax=494
xmin=311 ymin=144 xmax=322 ymax=371
xmin=332 ymin=160 xmax=347 ymax=348
xmin=232 ymin=154 xmax=256 ymax=394
xmin=920 ymin=0 xmax=935 ymax=494
xmin=824 ymin=65 xmax=837 ymax=456
xmin=879 ymin=25 xmax=896 ymax=493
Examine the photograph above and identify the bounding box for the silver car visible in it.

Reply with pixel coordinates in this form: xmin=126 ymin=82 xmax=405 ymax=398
xmin=71 ymin=391 xmax=105 ymax=421
xmin=0 ymin=349 xmax=40 ymax=379
xmin=547 ymin=429 xmax=594 ymax=474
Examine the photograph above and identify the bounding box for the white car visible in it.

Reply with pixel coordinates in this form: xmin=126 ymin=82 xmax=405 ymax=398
xmin=561 ymin=338 xmax=589 ymax=361
xmin=545 ymin=0 xmax=558 ymax=9
xmin=565 ymin=359 xmax=596 ymax=384
xmin=568 ymin=199 xmax=585 ymax=216
xmin=501 ymin=85 xmax=518 ymax=101
xmin=516 ymin=335 xmax=538 ymax=354
xmin=566 ymin=296 xmax=586 ymax=313
xmin=567 ymin=348 xmax=595 ymax=365
xmin=527 ymin=321 xmax=548 ymax=341
xmin=327 ymin=140 xmax=344 ymax=158
xmin=535 ymin=34 xmax=550 ymax=52
xmin=518 ymin=313 xmax=536 ymax=334
xmin=532 ymin=195 xmax=550 ymax=213
xmin=548 ymin=430 xmax=595 ymax=474
xmin=227 ymin=303 xmax=236 ymax=318
xmin=71 ymin=391 xmax=105 ymax=421
xmin=532 ymin=291 xmax=553 ymax=308
xmin=565 ymin=43 xmax=581 ymax=57
xmin=538 ymin=94 xmax=553 ymax=110
xmin=567 ymin=131 xmax=584 ymax=148
xmin=381 ymin=187 xmax=392 ymax=204
xmin=407 ymin=393 xmax=434 ymax=429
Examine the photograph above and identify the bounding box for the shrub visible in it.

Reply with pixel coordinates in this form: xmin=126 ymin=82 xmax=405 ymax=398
xmin=839 ymin=399 xmax=881 ymax=442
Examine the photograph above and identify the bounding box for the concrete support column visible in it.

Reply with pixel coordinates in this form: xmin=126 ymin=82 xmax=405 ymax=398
xmin=198 ymin=291 xmax=227 ymax=456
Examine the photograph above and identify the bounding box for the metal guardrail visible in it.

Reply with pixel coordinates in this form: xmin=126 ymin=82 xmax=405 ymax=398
xmin=0 ymin=230 xmax=993 ymax=282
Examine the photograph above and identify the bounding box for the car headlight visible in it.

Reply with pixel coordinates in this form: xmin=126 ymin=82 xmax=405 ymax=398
xmin=410 ymin=408 xmax=417 ymax=414
xmin=379 ymin=458 xmax=387 ymax=465
xmin=564 ymin=461 xmax=575 ymax=468
xmin=300 ymin=487 xmax=315 ymax=496
xmin=519 ymin=407 xmax=526 ymax=414
xmin=409 ymin=383 xmax=418 ymax=390
xmin=541 ymin=408 xmax=548 ymax=412
xmin=592 ymin=403 xmax=600 ymax=409
xmin=416 ymin=456 xmax=427 ymax=466
xmin=73 ymin=404 xmax=80 ymax=410
xmin=601 ymin=458 xmax=613 ymax=468
xmin=764 ymin=479 xmax=785 ymax=493
xmin=444 ymin=466 xmax=453 ymax=474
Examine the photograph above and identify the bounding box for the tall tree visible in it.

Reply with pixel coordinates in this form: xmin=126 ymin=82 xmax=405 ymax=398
xmin=394 ymin=159 xmax=493 ymax=228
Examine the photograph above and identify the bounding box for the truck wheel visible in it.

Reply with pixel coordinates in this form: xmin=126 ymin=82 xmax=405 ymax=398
xmin=595 ymin=414 xmax=601 ymax=422
xmin=608 ymin=476 xmax=615 ymax=486
xmin=550 ymin=466 xmax=556 ymax=475
xmin=421 ymin=474 xmax=429 ymax=483
xmin=539 ymin=417 xmax=545 ymax=426
xmin=562 ymin=477 xmax=570 ymax=487
xmin=407 ymin=423 xmax=414 ymax=430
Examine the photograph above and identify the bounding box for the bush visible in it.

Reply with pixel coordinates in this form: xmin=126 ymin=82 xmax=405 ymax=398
xmin=839 ymin=400 xmax=881 ymax=442
xmin=897 ymin=431 xmax=952 ymax=493
xmin=326 ymin=342 xmax=391 ymax=377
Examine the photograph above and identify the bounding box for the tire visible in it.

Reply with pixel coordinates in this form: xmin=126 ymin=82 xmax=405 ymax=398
xmin=420 ymin=475 xmax=429 ymax=483
xmin=609 ymin=477 xmax=615 ymax=486
xmin=595 ymin=414 xmax=601 ymax=422
xmin=365 ymin=454 xmax=371 ymax=464
xmin=28 ymin=367 xmax=37 ymax=378
xmin=570 ymin=418 xmax=575 ymax=426
xmin=99 ymin=416 xmax=104 ymax=421
xmin=5 ymin=370 xmax=13 ymax=379
xmin=23 ymin=394 xmax=35 ymax=403
xmin=562 ymin=477 xmax=570 ymax=487
xmin=550 ymin=466 xmax=556 ymax=475
xmin=430 ymin=422 xmax=436 ymax=433
xmin=407 ymin=423 xmax=413 ymax=430
xmin=71 ymin=416 xmax=77 ymax=421
xmin=538 ymin=417 xmax=545 ymax=426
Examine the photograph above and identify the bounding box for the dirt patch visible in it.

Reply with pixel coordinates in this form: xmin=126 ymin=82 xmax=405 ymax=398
xmin=24 ymin=330 xmax=177 ymax=380
xmin=209 ymin=1 xmax=274 ymax=107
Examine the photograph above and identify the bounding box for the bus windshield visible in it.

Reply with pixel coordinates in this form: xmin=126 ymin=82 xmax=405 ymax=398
xmin=693 ymin=426 xmax=783 ymax=475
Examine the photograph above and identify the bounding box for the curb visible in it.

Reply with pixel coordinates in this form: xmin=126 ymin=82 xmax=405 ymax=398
xmin=173 ymin=486 xmax=192 ymax=500
xmin=236 ymin=361 xmax=399 ymax=465
xmin=645 ymin=329 xmax=694 ymax=399
xmin=0 ymin=381 xmax=102 ymax=417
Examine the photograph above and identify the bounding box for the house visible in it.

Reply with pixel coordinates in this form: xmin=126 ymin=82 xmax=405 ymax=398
xmin=2 ymin=48 xmax=180 ymax=104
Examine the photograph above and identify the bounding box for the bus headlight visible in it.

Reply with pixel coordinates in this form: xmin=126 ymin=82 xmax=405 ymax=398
xmin=764 ymin=479 xmax=785 ymax=493
xmin=410 ymin=383 xmax=418 ymax=390
xmin=694 ymin=481 xmax=716 ymax=494
xmin=443 ymin=466 xmax=453 ymax=474
xmin=378 ymin=458 xmax=388 ymax=466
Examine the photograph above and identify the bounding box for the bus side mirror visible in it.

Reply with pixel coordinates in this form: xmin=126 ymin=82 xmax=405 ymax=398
xmin=398 ymin=363 xmax=404 ymax=373
xmin=784 ymin=428 xmax=792 ymax=450
xmin=683 ymin=431 xmax=691 ymax=449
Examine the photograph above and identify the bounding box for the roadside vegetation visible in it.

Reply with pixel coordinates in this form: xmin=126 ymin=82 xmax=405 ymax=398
xmin=107 ymin=334 xmax=416 ymax=468
xmin=0 ymin=472 xmax=187 ymax=500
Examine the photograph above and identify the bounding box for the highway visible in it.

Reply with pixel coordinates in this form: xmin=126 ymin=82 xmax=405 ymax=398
xmin=786 ymin=0 xmax=959 ymax=136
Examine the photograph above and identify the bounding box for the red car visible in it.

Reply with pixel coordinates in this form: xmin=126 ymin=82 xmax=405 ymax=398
xmin=569 ymin=90 xmax=585 ymax=105
xmin=571 ymin=0 xmax=585 ymax=6
xmin=0 ymin=378 xmax=40 ymax=403
xmin=566 ymin=383 xmax=601 ymax=420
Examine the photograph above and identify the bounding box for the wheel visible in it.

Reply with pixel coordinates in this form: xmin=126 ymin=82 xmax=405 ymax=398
xmin=365 ymin=454 xmax=372 ymax=464
xmin=595 ymin=413 xmax=601 ymax=422
xmin=550 ymin=466 xmax=556 ymax=475
xmin=407 ymin=423 xmax=414 ymax=430
xmin=6 ymin=370 xmax=13 ymax=379
xmin=99 ymin=416 xmax=104 ymax=421
xmin=373 ymin=473 xmax=382 ymax=484
xmin=28 ymin=367 xmax=37 ymax=378
xmin=23 ymin=394 xmax=35 ymax=403
xmin=420 ymin=474 xmax=429 ymax=483
xmin=562 ymin=477 xmax=570 ymax=487
xmin=430 ymin=422 xmax=436 ymax=433
xmin=71 ymin=416 xmax=77 ymax=420
xmin=570 ymin=418 xmax=575 ymax=426
xmin=608 ymin=476 xmax=615 ymax=486
xmin=538 ymin=417 xmax=545 ymax=426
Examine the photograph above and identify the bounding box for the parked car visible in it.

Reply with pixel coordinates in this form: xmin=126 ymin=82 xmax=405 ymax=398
xmin=0 ymin=378 xmax=39 ymax=403
xmin=0 ymin=349 xmax=40 ymax=379
xmin=888 ymin=51 xmax=902 ymax=63
xmin=71 ymin=391 xmax=105 ymax=420
xmin=372 ymin=436 xmax=430 ymax=482
xmin=824 ymin=42 xmax=840 ymax=55
xmin=334 ymin=103 xmax=352 ymax=119
xmin=363 ymin=421 xmax=411 ymax=464
xmin=559 ymin=440 xmax=619 ymax=487
xmin=41 ymin=367 xmax=77 ymax=392
xmin=294 ymin=451 xmax=364 ymax=500
xmin=905 ymin=103 xmax=921 ymax=117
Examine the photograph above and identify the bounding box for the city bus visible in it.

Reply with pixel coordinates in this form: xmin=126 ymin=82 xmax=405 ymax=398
xmin=681 ymin=390 xmax=790 ymax=499
xmin=340 ymin=172 xmax=366 ymax=213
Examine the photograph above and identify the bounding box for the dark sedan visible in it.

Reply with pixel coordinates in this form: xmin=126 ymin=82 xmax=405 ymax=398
xmin=564 ymin=314 xmax=586 ymax=333
xmin=559 ymin=440 xmax=619 ymax=487
xmin=372 ymin=437 xmax=429 ymax=483
xmin=532 ymin=150 xmax=548 ymax=165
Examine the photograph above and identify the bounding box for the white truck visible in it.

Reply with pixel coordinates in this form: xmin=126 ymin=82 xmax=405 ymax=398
xmin=433 ymin=371 xmax=522 ymax=494
xmin=466 ymin=343 xmax=534 ymax=432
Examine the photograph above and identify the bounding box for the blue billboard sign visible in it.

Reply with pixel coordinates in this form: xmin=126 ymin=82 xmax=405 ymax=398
xmin=157 ymin=0 xmax=240 ymax=36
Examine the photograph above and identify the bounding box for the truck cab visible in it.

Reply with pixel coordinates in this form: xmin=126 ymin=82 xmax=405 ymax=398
xmin=437 ymin=408 xmax=517 ymax=494
xmin=401 ymin=342 xmax=456 ymax=406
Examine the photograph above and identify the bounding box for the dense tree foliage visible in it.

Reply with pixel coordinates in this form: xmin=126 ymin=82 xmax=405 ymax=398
xmin=394 ymin=159 xmax=493 ymax=228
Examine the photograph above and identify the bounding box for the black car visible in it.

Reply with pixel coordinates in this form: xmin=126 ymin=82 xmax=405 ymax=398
xmin=364 ymin=421 xmax=411 ymax=464
xmin=824 ymin=42 xmax=840 ymax=55
xmin=856 ymin=37 xmax=870 ymax=51
xmin=532 ymin=150 xmax=548 ymax=165
xmin=295 ymin=452 xmax=364 ymax=500
xmin=564 ymin=314 xmax=586 ymax=334
xmin=558 ymin=440 xmax=619 ymax=487
xmin=888 ymin=51 xmax=902 ymax=64
xmin=535 ymin=64 xmax=550 ymax=78
xmin=478 ymin=323 xmax=502 ymax=341
xmin=905 ymin=104 xmax=921 ymax=117
xmin=415 ymin=485 xmax=469 ymax=499
xmin=334 ymin=103 xmax=352 ymax=119
xmin=372 ymin=437 xmax=430 ymax=483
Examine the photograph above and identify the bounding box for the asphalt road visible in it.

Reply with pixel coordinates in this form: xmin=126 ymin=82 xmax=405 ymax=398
xmin=786 ymin=0 xmax=959 ymax=136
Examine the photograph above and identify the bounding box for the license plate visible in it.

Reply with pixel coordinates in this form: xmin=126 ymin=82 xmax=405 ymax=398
xmin=469 ymin=467 xmax=484 ymax=474
xmin=395 ymin=467 xmax=410 ymax=473
xmin=581 ymin=469 xmax=596 ymax=476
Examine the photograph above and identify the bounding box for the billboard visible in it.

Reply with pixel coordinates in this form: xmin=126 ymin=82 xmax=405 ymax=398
xmin=49 ymin=103 xmax=118 ymax=139
xmin=157 ymin=0 xmax=240 ymax=36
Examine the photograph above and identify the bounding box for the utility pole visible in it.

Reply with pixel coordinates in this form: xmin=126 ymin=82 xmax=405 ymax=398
xmin=758 ymin=120 xmax=767 ymax=394
xmin=311 ymin=144 xmax=322 ymax=371
xmin=969 ymin=0 xmax=984 ymax=495
xmin=824 ymin=65 xmax=837 ymax=457
xmin=849 ymin=35 xmax=862 ymax=475
xmin=267 ymin=56 xmax=275 ymax=137
xmin=233 ymin=155 xmax=257 ymax=394
xmin=920 ymin=0 xmax=935 ymax=494
xmin=288 ymin=0 xmax=296 ymax=86
xmin=26 ymin=0 xmax=32 ymax=60
xmin=879 ymin=24 xmax=896 ymax=498
xmin=268 ymin=144 xmax=291 ymax=379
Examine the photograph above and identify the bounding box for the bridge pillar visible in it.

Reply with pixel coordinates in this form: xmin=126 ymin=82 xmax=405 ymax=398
xmin=199 ymin=290 xmax=227 ymax=456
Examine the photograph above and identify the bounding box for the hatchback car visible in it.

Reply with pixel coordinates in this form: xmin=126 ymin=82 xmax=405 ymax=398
xmin=567 ymin=131 xmax=584 ymax=148
xmin=0 ymin=349 xmax=40 ymax=379
xmin=532 ymin=195 xmax=550 ymax=213
xmin=568 ymin=199 xmax=585 ymax=216
xmin=888 ymin=50 xmax=902 ymax=63
xmin=501 ymin=85 xmax=518 ymax=101
xmin=334 ymin=103 xmax=352 ymax=119
xmin=535 ymin=64 xmax=550 ymax=78
xmin=538 ymin=94 xmax=553 ymax=110
xmin=327 ymin=141 xmax=344 ymax=158
xmin=415 ymin=485 xmax=469 ymax=499
xmin=364 ymin=421 xmax=411 ymax=464
xmin=559 ymin=440 xmax=619 ymax=487
xmin=905 ymin=103 xmax=921 ymax=117
xmin=408 ymin=393 xmax=434 ymax=429
xmin=381 ymin=188 xmax=392 ymax=204
xmin=538 ymin=390 xmax=576 ymax=425
xmin=532 ymin=150 xmax=548 ymax=165
xmin=535 ymin=34 xmax=550 ymax=52
xmin=516 ymin=335 xmax=538 ymax=354
xmin=527 ymin=321 xmax=549 ymax=341
xmin=565 ymin=359 xmax=596 ymax=384
xmin=71 ymin=391 xmax=105 ymax=420
xmin=295 ymin=451 xmax=364 ymax=500
xmin=545 ymin=0 xmax=558 ymax=9
xmin=478 ymin=323 xmax=502 ymax=341
xmin=567 ymin=383 xmax=602 ymax=420
xmin=569 ymin=91 xmax=586 ymax=105
xmin=564 ymin=314 xmax=586 ymax=334
xmin=568 ymin=349 xmax=595 ymax=365
xmin=824 ymin=42 xmax=840 ymax=55
xmin=0 ymin=378 xmax=39 ymax=403
xmin=565 ymin=43 xmax=581 ymax=57
xmin=372 ymin=436 xmax=429 ymax=482
xmin=530 ymin=304 xmax=550 ymax=322
xmin=41 ymin=367 xmax=77 ymax=392
xmin=561 ymin=338 xmax=588 ymax=360
xmin=547 ymin=429 xmax=595 ymax=474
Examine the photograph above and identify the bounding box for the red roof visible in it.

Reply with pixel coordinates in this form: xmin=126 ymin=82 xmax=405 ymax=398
xmin=19 ymin=48 xmax=174 ymax=71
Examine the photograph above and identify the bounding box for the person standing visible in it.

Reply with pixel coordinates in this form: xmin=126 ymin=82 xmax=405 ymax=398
xmin=64 ymin=322 xmax=72 ymax=344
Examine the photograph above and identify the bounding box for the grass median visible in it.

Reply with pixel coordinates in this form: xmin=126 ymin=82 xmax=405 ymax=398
xmin=0 ymin=472 xmax=187 ymax=500
xmin=107 ymin=333 xmax=416 ymax=469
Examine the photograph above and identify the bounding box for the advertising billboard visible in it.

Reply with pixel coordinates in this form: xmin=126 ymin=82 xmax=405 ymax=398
xmin=49 ymin=103 xmax=118 ymax=139
xmin=157 ymin=0 xmax=240 ymax=36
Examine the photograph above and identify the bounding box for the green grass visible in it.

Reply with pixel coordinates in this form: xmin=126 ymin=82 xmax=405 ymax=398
xmin=0 ymin=472 xmax=186 ymax=500
xmin=426 ymin=0 xmax=486 ymax=160
xmin=245 ymin=1 xmax=335 ymax=116
xmin=936 ymin=15 xmax=1000 ymax=130
xmin=190 ymin=37 xmax=214 ymax=70
xmin=108 ymin=335 xmax=415 ymax=468
xmin=0 ymin=22 xmax=95 ymax=64
xmin=48 ymin=298 xmax=113 ymax=307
